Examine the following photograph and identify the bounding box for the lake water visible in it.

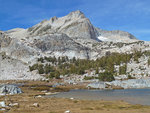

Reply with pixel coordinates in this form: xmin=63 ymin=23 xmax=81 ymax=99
xmin=46 ymin=89 xmax=150 ymax=105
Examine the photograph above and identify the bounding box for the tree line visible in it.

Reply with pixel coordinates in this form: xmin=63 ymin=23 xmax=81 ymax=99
xmin=29 ymin=50 xmax=150 ymax=81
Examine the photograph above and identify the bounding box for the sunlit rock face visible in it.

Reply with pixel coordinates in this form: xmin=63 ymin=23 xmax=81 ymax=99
xmin=26 ymin=10 xmax=98 ymax=40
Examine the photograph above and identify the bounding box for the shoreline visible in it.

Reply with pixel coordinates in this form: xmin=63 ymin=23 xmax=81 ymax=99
xmin=1 ymin=80 xmax=150 ymax=90
xmin=0 ymin=81 xmax=150 ymax=113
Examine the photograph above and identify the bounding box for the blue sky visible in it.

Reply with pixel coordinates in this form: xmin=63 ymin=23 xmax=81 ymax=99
xmin=0 ymin=0 xmax=150 ymax=41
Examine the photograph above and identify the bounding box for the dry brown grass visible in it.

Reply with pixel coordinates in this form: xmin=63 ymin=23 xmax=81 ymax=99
xmin=0 ymin=81 xmax=150 ymax=113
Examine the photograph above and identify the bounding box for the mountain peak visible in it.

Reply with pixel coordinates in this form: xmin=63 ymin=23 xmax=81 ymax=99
xmin=67 ymin=10 xmax=85 ymax=19
xmin=26 ymin=10 xmax=97 ymax=40
xmin=12 ymin=10 xmax=137 ymax=43
xmin=49 ymin=16 xmax=58 ymax=23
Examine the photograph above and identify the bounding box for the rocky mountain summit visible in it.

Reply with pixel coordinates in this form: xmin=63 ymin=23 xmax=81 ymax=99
xmin=27 ymin=10 xmax=98 ymax=40
xmin=0 ymin=10 xmax=150 ymax=80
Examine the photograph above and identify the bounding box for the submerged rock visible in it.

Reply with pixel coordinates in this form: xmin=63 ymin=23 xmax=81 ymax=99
xmin=0 ymin=85 xmax=22 ymax=95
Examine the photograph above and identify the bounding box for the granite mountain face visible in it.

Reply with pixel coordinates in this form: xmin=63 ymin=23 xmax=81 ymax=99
xmin=0 ymin=10 xmax=150 ymax=80
xmin=27 ymin=10 xmax=98 ymax=40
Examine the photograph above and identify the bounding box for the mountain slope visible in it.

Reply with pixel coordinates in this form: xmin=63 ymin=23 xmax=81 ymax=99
xmin=96 ymin=28 xmax=138 ymax=42
xmin=0 ymin=10 xmax=149 ymax=80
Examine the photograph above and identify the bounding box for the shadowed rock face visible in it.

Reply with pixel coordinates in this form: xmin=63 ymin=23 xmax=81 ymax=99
xmin=33 ymin=34 xmax=86 ymax=52
xmin=30 ymin=33 xmax=91 ymax=59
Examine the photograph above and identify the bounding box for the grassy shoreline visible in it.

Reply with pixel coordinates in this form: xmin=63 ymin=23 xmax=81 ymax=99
xmin=0 ymin=81 xmax=150 ymax=113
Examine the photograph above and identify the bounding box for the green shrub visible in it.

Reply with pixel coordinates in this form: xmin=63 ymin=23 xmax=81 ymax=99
xmin=55 ymin=71 xmax=60 ymax=79
xmin=95 ymin=67 xmax=99 ymax=74
xmin=48 ymin=71 xmax=60 ymax=79
xmin=38 ymin=57 xmax=44 ymax=63
xmin=77 ymin=67 xmax=85 ymax=75
xmin=38 ymin=64 xmax=44 ymax=74
xmin=148 ymin=58 xmax=150 ymax=66
xmin=84 ymin=76 xmax=95 ymax=80
xmin=29 ymin=63 xmax=38 ymax=71
xmin=44 ymin=64 xmax=54 ymax=74
xmin=119 ymin=64 xmax=127 ymax=75
xmin=49 ymin=72 xmax=55 ymax=79
xmin=99 ymin=71 xmax=115 ymax=82
xmin=128 ymin=75 xmax=135 ymax=79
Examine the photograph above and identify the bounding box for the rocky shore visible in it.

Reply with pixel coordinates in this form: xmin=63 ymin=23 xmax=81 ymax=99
xmin=87 ymin=78 xmax=150 ymax=89
xmin=0 ymin=81 xmax=150 ymax=113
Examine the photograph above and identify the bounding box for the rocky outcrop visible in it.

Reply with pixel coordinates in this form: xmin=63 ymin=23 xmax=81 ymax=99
xmin=87 ymin=79 xmax=150 ymax=89
xmin=0 ymin=53 xmax=44 ymax=80
xmin=0 ymin=85 xmax=22 ymax=95
xmin=87 ymin=82 xmax=106 ymax=89
xmin=0 ymin=31 xmax=37 ymax=62
xmin=106 ymin=79 xmax=150 ymax=89
xmin=31 ymin=33 xmax=90 ymax=59
xmin=32 ymin=33 xmax=86 ymax=52
xmin=0 ymin=31 xmax=12 ymax=48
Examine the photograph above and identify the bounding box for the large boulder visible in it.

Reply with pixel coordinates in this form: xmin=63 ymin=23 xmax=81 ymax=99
xmin=87 ymin=82 xmax=106 ymax=89
xmin=0 ymin=85 xmax=22 ymax=95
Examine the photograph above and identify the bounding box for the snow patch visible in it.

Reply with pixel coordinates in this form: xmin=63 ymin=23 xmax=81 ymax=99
xmin=97 ymin=36 xmax=109 ymax=41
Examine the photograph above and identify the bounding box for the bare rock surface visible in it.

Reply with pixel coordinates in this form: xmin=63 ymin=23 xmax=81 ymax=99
xmin=106 ymin=78 xmax=150 ymax=89
xmin=0 ymin=53 xmax=44 ymax=80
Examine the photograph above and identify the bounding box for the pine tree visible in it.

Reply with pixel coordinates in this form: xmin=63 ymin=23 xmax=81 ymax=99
xmin=95 ymin=67 xmax=99 ymax=74
xmin=38 ymin=64 xmax=44 ymax=74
